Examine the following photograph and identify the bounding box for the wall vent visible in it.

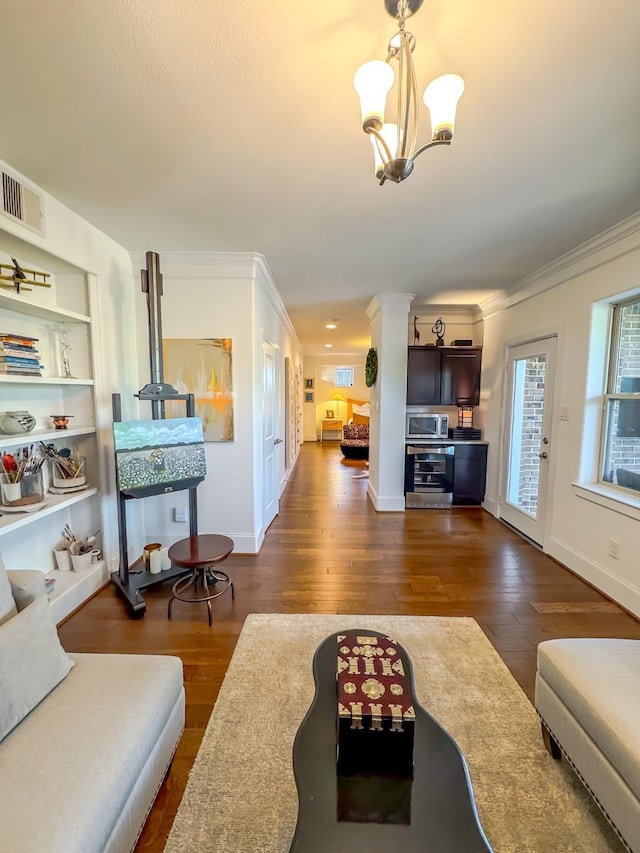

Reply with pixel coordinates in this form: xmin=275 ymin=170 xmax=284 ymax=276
xmin=1 ymin=171 xmax=44 ymax=236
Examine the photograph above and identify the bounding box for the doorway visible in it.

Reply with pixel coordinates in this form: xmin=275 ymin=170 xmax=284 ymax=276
xmin=500 ymin=336 xmax=557 ymax=546
xmin=262 ymin=338 xmax=280 ymax=531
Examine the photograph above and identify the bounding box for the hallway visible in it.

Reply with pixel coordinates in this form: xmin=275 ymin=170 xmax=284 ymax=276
xmin=59 ymin=440 xmax=640 ymax=851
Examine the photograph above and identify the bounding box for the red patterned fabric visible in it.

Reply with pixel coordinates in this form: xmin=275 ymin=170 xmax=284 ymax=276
xmin=336 ymin=632 xmax=415 ymax=730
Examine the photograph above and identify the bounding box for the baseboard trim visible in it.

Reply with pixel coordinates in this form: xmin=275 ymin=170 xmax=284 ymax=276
xmin=548 ymin=536 xmax=640 ymax=619
xmin=482 ymin=496 xmax=498 ymax=517
xmin=367 ymin=483 xmax=405 ymax=512
xmin=142 ymin=531 xmax=263 ymax=555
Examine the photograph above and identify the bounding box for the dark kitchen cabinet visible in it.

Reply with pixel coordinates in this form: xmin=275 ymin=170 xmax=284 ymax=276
xmin=407 ymin=347 xmax=441 ymax=405
xmin=440 ymin=348 xmax=482 ymax=405
xmin=407 ymin=346 xmax=482 ymax=406
xmin=452 ymin=443 xmax=487 ymax=505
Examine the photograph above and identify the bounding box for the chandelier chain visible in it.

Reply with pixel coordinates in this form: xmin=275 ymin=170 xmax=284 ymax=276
xmin=396 ymin=0 xmax=408 ymax=31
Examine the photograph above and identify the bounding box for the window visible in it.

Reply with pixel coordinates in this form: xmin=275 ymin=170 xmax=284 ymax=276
xmin=335 ymin=367 xmax=354 ymax=387
xmin=600 ymin=296 xmax=640 ymax=495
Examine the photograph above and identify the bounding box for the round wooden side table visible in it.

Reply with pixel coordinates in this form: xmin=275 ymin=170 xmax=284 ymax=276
xmin=167 ymin=534 xmax=235 ymax=625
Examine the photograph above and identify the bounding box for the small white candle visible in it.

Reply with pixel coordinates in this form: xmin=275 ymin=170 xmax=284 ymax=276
xmin=149 ymin=549 xmax=162 ymax=574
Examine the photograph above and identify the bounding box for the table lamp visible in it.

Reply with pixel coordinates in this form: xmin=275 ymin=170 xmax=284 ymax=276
xmin=331 ymin=393 xmax=346 ymax=421
xmin=457 ymin=404 xmax=474 ymax=429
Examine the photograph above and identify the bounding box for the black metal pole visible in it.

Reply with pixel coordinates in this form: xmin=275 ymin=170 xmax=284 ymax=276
xmin=141 ymin=251 xmax=165 ymax=419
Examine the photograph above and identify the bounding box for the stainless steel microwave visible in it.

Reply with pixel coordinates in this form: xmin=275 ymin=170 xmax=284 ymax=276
xmin=406 ymin=412 xmax=449 ymax=439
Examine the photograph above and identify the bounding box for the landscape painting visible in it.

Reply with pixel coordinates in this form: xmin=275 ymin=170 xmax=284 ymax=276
xmin=113 ymin=417 xmax=206 ymax=492
xmin=163 ymin=338 xmax=234 ymax=441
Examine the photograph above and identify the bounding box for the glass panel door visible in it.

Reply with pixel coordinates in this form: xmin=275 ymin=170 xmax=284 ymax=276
xmin=501 ymin=337 xmax=556 ymax=545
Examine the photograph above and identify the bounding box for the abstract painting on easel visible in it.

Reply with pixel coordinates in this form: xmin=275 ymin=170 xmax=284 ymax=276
xmin=162 ymin=338 xmax=234 ymax=441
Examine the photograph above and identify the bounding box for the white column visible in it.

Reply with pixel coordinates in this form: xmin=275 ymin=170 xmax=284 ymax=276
xmin=366 ymin=293 xmax=415 ymax=511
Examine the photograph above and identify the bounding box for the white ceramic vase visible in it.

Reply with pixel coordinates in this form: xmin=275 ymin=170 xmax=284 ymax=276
xmin=0 ymin=410 xmax=36 ymax=434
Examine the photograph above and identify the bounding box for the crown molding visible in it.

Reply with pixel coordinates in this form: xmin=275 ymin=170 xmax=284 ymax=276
xmin=252 ymin=254 xmax=301 ymax=349
xmin=477 ymin=212 xmax=640 ymax=319
xmin=367 ymin=292 xmax=416 ymax=323
xmin=412 ymin=304 xmax=483 ymax=322
xmin=128 ymin=250 xmax=261 ymax=279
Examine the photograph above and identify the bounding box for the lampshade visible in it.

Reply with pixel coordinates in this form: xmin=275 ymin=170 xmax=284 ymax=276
xmin=354 ymin=60 xmax=394 ymax=129
xmin=331 ymin=393 xmax=346 ymax=403
xmin=423 ymin=74 xmax=465 ymax=141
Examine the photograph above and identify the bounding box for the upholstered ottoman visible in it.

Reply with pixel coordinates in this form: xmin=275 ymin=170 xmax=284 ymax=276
xmin=340 ymin=424 xmax=369 ymax=460
xmin=535 ymin=638 xmax=640 ymax=851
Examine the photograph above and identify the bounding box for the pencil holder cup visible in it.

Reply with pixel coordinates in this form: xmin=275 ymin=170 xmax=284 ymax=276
xmin=51 ymin=456 xmax=87 ymax=488
xmin=1 ymin=470 xmax=44 ymax=507
xmin=53 ymin=543 xmax=72 ymax=572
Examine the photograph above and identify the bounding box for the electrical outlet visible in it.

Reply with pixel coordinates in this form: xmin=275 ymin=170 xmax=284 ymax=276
xmin=609 ymin=539 xmax=620 ymax=560
xmin=173 ymin=507 xmax=188 ymax=523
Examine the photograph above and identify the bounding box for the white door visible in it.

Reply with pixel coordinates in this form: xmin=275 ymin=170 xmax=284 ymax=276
xmin=500 ymin=337 xmax=556 ymax=545
xmin=262 ymin=339 xmax=280 ymax=530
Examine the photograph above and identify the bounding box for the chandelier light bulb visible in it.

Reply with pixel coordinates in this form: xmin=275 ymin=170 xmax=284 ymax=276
xmin=354 ymin=60 xmax=395 ymax=131
xmin=423 ymin=74 xmax=465 ymax=141
xmin=370 ymin=123 xmax=400 ymax=177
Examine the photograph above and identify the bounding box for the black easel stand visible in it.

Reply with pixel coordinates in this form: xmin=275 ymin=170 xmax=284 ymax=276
xmin=111 ymin=388 xmax=204 ymax=617
xmin=111 ymin=251 xmax=206 ymax=617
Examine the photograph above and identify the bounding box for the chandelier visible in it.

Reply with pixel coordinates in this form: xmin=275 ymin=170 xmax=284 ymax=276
xmin=354 ymin=0 xmax=464 ymax=185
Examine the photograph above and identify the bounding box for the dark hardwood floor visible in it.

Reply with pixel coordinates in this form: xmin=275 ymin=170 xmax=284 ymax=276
xmin=58 ymin=440 xmax=640 ymax=851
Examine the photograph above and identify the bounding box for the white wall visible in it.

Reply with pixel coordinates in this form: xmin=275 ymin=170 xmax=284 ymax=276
xmin=0 ymin=159 xmax=142 ymax=572
xmin=134 ymin=252 xmax=303 ymax=554
xmin=480 ymin=214 xmax=640 ymax=616
xmin=409 ymin=309 xmax=482 ymax=348
xmin=253 ymin=258 xmax=304 ymax=516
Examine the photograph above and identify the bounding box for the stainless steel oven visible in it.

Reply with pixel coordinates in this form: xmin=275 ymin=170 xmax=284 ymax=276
xmin=405 ymin=444 xmax=455 ymax=508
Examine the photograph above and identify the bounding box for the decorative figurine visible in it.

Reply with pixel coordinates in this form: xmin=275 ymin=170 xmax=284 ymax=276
xmin=413 ymin=315 xmax=420 ymax=345
xmin=432 ymin=316 xmax=446 ymax=347
xmin=60 ymin=331 xmax=74 ymax=378
xmin=52 ymin=325 xmax=76 ymax=378
xmin=0 ymin=258 xmax=51 ymax=293
xmin=51 ymin=415 xmax=73 ymax=430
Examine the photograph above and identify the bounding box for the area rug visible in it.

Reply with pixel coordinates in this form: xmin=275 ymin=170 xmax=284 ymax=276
xmin=165 ymin=614 xmax=622 ymax=852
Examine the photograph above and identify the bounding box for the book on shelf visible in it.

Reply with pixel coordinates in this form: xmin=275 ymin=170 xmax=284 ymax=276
xmin=0 ymin=343 xmax=41 ymax=354
xmin=0 ymin=334 xmax=39 ymax=345
xmin=0 ymin=367 xmax=43 ymax=376
xmin=0 ymin=356 xmax=41 ymax=365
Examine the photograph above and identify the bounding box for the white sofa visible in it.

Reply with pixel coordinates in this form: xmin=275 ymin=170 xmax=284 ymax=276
xmin=535 ymin=638 xmax=640 ymax=852
xmin=0 ymin=564 xmax=185 ymax=853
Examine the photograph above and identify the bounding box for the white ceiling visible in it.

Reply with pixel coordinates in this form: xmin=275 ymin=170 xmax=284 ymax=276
xmin=1 ymin=0 xmax=639 ymax=355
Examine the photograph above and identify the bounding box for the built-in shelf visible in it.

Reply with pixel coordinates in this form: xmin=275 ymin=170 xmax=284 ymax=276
xmin=0 ymin=487 xmax=98 ymax=536
xmin=0 ymin=426 xmax=96 ymax=449
xmin=0 ymin=290 xmax=90 ymax=324
xmin=1 ymin=236 xmax=104 ymax=624
xmin=0 ymin=375 xmax=93 ymax=385
xmin=46 ymin=560 xmax=109 ymax=625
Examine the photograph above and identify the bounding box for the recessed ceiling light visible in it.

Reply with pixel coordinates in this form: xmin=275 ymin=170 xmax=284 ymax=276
xmin=325 ymin=343 xmax=333 ymax=348
xmin=325 ymin=320 xmax=338 ymax=330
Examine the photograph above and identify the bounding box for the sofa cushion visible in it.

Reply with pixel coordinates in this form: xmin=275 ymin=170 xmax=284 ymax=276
xmin=0 ymin=559 xmax=17 ymax=626
xmin=343 ymin=423 xmax=369 ymax=440
xmin=0 ymin=597 xmax=74 ymax=742
xmin=7 ymin=568 xmax=47 ymax=612
xmin=0 ymin=652 xmax=184 ymax=852
xmin=537 ymin=638 xmax=640 ymax=798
